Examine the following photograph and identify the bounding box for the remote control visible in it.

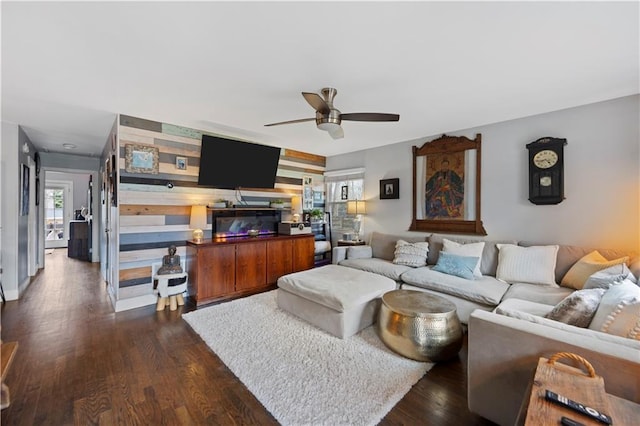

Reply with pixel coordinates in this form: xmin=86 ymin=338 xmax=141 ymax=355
xmin=545 ymin=390 xmax=612 ymax=425
xmin=561 ymin=417 xmax=586 ymax=426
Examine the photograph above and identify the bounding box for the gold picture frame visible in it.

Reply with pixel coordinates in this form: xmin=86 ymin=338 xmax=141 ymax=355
xmin=125 ymin=144 xmax=159 ymax=174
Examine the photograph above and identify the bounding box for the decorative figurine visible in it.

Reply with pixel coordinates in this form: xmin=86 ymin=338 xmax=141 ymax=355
xmin=157 ymin=245 xmax=183 ymax=274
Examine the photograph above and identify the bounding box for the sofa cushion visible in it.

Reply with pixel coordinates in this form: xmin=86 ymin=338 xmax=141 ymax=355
xmin=519 ymin=241 xmax=637 ymax=285
xmin=339 ymin=258 xmax=412 ymax=281
xmin=496 ymin=244 xmax=559 ymax=286
xmin=400 ymin=266 xmax=510 ymax=305
xmin=432 ymin=252 xmax=479 ymax=280
xmin=583 ymin=263 xmax=633 ymax=290
xmin=589 ymin=279 xmax=640 ymax=340
xmin=560 ymin=251 xmax=629 ymax=290
xmin=544 ymin=288 xmax=606 ymax=327
xmin=427 ymin=233 xmax=517 ymax=276
xmin=501 ymin=283 xmax=574 ymax=305
xmin=346 ymin=245 xmax=372 ymax=259
xmin=442 ymin=238 xmax=484 ymax=277
xmin=369 ymin=231 xmax=427 ymax=261
xmin=494 ymin=298 xmax=554 ymax=318
xmin=393 ymin=240 xmax=429 ymax=267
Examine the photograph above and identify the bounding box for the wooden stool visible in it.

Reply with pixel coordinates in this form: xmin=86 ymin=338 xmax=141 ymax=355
xmin=152 ymin=262 xmax=188 ymax=312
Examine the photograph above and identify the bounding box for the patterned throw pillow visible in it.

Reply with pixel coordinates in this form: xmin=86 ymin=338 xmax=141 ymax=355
xmin=393 ymin=240 xmax=429 ymax=267
xmin=561 ymin=251 xmax=629 ymax=290
xmin=432 ymin=252 xmax=479 ymax=280
xmin=496 ymin=244 xmax=559 ymax=285
xmin=589 ymin=279 xmax=640 ymax=340
xmin=545 ymin=288 xmax=606 ymax=327
xmin=442 ymin=238 xmax=485 ymax=278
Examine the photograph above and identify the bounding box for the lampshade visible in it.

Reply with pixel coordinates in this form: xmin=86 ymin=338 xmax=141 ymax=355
xmin=190 ymin=205 xmax=208 ymax=242
xmin=347 ymin=200 xmax=367 ymax=215
xmin=291 ymin=195 xmax=302 ymax=214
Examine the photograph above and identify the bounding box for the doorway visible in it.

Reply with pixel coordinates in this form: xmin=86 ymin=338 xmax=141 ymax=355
xmin=44 ymin=180 xmax=73 ymax=249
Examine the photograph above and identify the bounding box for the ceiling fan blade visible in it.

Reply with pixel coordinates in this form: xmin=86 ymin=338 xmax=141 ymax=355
xmin=264 ymin=117 xmax=316 ymax=127
xmin=340 ymin=113 xmax=400 ymax=122
xmin=302 ymin=92 xmax=330 ymax=114
xmin=328 ymin=126 xmax=344 ymax=139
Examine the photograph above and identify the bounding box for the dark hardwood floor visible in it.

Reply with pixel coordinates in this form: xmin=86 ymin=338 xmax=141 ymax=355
xmin=1 ymin=249 xmax=494 ymax=425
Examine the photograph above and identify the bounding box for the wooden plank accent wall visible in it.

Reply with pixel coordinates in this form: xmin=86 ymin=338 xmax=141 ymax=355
xmin=116 ymin=114 xmax=326 ymax=294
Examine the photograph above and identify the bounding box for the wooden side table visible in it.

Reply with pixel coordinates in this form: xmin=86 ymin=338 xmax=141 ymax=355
xmin=1 ymin=341 xmax=18 ymax=409
xmin=517 ymin=353 xmax=640 ymax=425
xmin=337 ymin=240 xmax=366 ymax=247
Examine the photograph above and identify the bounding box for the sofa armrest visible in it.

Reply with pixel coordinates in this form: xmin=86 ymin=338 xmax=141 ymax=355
xmin=332 ymin=246 xmax=347 ymax=264
xmin=467 ymin=310 xmax=640 ymax=426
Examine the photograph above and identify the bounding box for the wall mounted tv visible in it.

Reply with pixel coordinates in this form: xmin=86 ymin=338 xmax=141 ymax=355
xmin=197 ymin=134 xmax=281 ymax=189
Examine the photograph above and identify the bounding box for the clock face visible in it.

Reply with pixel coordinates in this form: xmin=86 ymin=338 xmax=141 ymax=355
xmin=533 ymin=150 xmax=558 ymax=169
xmin=540 ymin=176 xmax=552 ymax=187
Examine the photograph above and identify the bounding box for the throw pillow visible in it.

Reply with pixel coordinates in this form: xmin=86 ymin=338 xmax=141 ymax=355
xmin=432 ymin=252 xmax=479 ymax=280
xmin=346 ymin=245 xmax=373 ymax=260
xmin=583 ymin=263 xmax=633 ymax=290
xmin=560 ymin=251 xmax=629 ymax=290
xmin=496 ymin=244 xmax=559 ymax=286
xmin=589 ymin=279 xmax=640 ymax=339
xmin=544 ymin=288 xmax=606 ymax=327
xmin=442 ymin=238 xmax=485 ymax=278
xmin=393 ymin=240 xmax=429 ymax=267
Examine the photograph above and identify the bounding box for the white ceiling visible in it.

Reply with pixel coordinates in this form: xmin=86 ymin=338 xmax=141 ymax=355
xmin=2 ymin=1 xmax=638 ymax=158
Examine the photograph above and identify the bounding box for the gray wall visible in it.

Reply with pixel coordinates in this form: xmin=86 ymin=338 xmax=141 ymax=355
xmin=0 ymin=122 xmax=36 ymax=299
xmin=326 ymin=95 xmax=640 ymax=251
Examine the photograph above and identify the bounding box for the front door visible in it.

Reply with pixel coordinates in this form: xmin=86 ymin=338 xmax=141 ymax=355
xmin=44 ymin=181 xmax=72 ymax=249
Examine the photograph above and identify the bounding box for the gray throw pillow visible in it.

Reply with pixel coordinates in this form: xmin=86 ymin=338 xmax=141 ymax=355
xmin=583 ymin=264 xmax=632 ymax=290
xmin=346 ymin=245 xmax=373 ymax=260
xmin=544 ymin=288 xmax=606 ymax=328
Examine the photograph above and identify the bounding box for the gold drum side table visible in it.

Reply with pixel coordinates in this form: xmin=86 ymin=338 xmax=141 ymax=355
xmin=377 ymin=289 xmax=463 ymax=362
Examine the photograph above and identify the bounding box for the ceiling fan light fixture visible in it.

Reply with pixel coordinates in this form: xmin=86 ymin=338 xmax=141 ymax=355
xmin=317 ymin=122 xmax=340 ymax=132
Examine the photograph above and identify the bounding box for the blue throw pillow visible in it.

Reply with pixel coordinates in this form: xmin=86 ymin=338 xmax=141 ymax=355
xmin=433 ymin=252 xmax=479 ymax=280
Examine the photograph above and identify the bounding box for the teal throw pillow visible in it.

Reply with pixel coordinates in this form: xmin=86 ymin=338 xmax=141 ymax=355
xmin=433 ymin=252 xmax=479 ymax=280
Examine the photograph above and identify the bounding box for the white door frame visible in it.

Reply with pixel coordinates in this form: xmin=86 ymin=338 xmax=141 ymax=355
xmin=44 ymin=179 xmax=73 ymax=249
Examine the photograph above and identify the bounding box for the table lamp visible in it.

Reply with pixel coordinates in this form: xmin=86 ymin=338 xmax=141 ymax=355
xmin=190 ymin=205 xmax=207 ymax=243
xmin=347 ymin=200 xmax=367 ymax=241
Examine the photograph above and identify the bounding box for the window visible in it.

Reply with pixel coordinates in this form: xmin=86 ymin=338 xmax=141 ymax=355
xmin=324 ymin=168 xmax=364 ymax=241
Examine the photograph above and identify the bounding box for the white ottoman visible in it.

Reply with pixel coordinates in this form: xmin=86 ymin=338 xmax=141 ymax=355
xmin=277 ymin=265 xmax=397 ymax=338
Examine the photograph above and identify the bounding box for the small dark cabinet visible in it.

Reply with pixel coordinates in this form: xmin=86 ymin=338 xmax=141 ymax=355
xmin=68 ymin=220 xmax=90 ymax=260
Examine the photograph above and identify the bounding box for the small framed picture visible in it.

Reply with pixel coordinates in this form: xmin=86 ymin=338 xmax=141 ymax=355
xmin=380 ymin=178 xmax=399 ymax=199
xmin=341 ymin=185 xmax=348 ymax=200
xmin=20 ymin=164 xmax=30 ymax=216
xmin=125 ymin=143 xmax=159 ymax=174
xmin=303 ymin=176 xmax=313 ymax=186
xmin=313 ymin=191 xmax=322 ymax=202
xmin=175 ymin=156 xmax=187 ymax=170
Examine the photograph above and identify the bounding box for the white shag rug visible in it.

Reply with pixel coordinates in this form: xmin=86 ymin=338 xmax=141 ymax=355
xmin=183 ymin=290 xmax=433 ymax=426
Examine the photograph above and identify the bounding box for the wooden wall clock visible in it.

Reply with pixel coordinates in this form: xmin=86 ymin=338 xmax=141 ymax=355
xmin=526 ymin=137 xmax=567 ymax=205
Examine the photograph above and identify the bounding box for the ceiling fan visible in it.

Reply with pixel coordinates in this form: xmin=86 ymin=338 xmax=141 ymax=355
xmin=264 ymin=87 xmax=399 ymax=139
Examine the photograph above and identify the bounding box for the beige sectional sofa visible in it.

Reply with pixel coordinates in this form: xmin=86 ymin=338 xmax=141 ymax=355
xmin=332 ymin=231 xmax=640 ymax=425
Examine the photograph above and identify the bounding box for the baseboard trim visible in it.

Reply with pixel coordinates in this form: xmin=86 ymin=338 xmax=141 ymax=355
xmin=114 ymin=294 xmax=157 ymax=312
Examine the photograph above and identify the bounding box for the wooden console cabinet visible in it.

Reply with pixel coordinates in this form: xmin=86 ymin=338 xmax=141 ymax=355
xmin=187 ymin=234 xmax=314 ymax=306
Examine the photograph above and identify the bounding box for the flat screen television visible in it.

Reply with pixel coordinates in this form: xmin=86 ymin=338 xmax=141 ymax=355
xmin=197 ymin=134 xmax=281 ymax=189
